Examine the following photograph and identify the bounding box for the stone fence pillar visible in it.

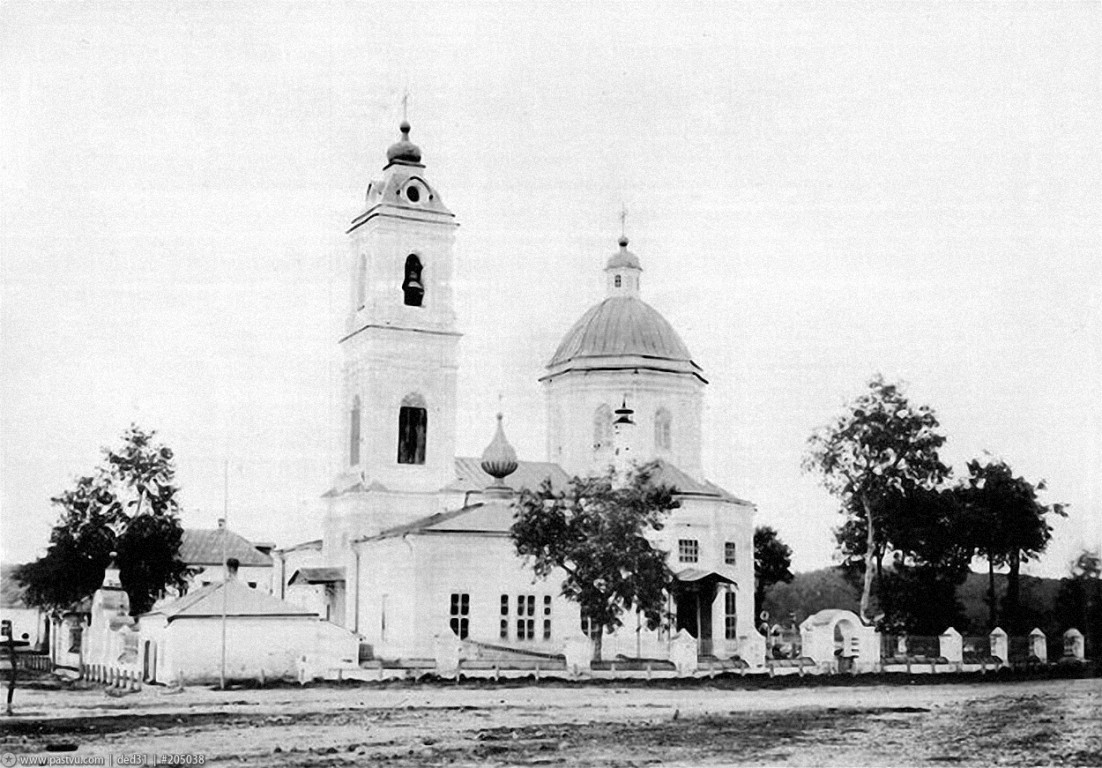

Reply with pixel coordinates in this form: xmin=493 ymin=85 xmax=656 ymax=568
xmin=1063 ymin=629 xmax=1085 ymax=661
xmin=669 ymin=630 xmax=698 ymax=676
xmin=939 ymin=627 xmax=962 ymax=664
xmin=1028 ymin=628 xmax=1047 ymax=662
xmin=434 ymin=633 xmax=463 ymax=678
xmin=989 ymin=627 xmax=1008 ymax=665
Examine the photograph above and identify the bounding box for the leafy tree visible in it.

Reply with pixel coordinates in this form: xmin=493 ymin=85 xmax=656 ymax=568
xmin=16 ymin=426 xmax=191 ymax=616
xmin=754 ymin=526 xmax=794 ymax=618
xmin=956 ymin=459 xmax=1066 ymax=633
xmin=877 ymin=485 xmax=973 ymax=633
xmin=804 ymin=375 xmax=949 ymax=622
xmin=511 ymin=462 xmax=679 ymax=661
xmin=1056 ymin=549 xmax=1101 ymax=657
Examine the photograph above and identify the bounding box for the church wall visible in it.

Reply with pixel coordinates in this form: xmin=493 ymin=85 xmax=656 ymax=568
xmin=545 ymin=369 xmax=704 ymax=479
xmin=339 ymin=328 xmax=459 ymax=494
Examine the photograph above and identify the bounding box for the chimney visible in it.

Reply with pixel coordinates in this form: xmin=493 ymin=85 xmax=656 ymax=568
xmin=217 ymin=518 xmax=226 ymax=529
xmin=224 ymin=557 xmax=240 ymax=582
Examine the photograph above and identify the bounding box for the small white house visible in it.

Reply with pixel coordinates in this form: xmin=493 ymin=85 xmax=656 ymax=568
xmin=139 ymin=566 xmax=359 ymax=684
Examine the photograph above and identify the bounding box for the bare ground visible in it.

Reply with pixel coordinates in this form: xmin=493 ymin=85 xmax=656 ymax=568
xmin=1 ymin=673 xmax=1099 ymax=767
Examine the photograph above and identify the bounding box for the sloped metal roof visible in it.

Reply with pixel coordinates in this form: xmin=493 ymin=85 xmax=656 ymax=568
xmin=452 ymin=457 xmax=571 ymax=494
xmin=288 ymin=567 xmax=346 ymax=585
xmin=179 ymin=528 xmax=273 ymax=567
xmin=145 ymin=578 xmax=315 ymax=621
xmin=548 ymin=296 xmax=694 ymax=367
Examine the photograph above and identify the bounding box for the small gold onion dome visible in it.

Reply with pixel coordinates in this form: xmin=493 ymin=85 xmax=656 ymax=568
xmin=386 ymin=120 xmax=422 ymax=164
xmin=480 ymin=413 xmax=518 ymax=484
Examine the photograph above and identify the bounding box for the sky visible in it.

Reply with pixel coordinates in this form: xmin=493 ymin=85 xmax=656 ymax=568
xmin=2 ymin=2 xmax=1099 ymax=577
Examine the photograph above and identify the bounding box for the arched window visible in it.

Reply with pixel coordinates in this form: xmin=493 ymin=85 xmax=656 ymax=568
xmin=655 ymin=407 xmax=672 ymax=452
xmin=402 ymin=254 xmax=424 ymax=307
xmin=593 ymin=404 xmax=612 ymax=452
xmin=349 ymin=396 xmax=361 ymax=466
xmin=397 ymin=393 xmax=427 ymax=465
xmin=356 ymin=255 xmax=367 ymax=309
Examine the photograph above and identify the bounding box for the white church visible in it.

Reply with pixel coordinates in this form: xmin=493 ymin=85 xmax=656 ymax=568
xmin=278 ymin=120 xmax=758 ymax=663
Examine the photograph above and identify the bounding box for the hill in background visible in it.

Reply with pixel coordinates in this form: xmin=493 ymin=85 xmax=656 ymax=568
xmin=764 ymin=567 xmax=1068 ymax=637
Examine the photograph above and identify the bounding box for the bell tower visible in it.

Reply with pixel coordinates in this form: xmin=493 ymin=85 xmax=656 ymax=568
xmin=338 ymin=121 xmax=460 ymax=493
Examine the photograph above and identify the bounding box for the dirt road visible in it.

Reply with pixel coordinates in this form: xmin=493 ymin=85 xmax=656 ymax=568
xmin=1 ymin=675 xmax=1099 ymax=766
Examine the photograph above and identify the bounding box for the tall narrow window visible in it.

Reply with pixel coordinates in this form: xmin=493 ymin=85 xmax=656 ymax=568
xmin=397 ymin=393 xmax=427 ymax=465
xmin=593 ymin=404 xmax=612 ymax=452
xmin=516 ymin=594 xmax=535 ymax=641
xmin=449 ymin=593 xmax=470 ymax=639
xmin=349 ymin=396 xmax=361 ymax=466
xmin=724 ymin=541 xmax=737 ymax=566
xmin=356 ymin=255 xmax=367 ymax=308
xmin=614 ymin=275 xmax=622 ymax=288
xmin=500 ymin=594 xmax=510 ymax=640
xmin=543 ymin=595 xmax=552 ymax=641
xmin=724 ymin=591 xmax=738 ymax=640
xmin=655 ymin=407 xmax=672 ymax=452
xmin=402 ymin=254 xmax=424 ymax=307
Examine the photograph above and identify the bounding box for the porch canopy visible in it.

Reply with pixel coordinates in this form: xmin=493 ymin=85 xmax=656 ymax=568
xmin=674 ymin=567 xmax=736 ymax=587
xmin=287 ymin=567 xmax=346 ymax=586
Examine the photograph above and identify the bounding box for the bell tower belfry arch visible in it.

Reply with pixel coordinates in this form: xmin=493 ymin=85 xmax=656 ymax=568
xmin=338 ymin=121 xmax=461 ymax=494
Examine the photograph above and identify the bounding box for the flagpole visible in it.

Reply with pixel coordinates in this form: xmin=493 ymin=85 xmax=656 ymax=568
xmin=219 ymin=458 xmax=228 ymax=690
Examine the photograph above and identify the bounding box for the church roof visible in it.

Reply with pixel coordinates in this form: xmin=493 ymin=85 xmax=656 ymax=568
xmin=544 ymin=296 xmax=705 ymax=381
xmin=145 ymin=578 xmax=315 ymax=622
xmin=452 ymin=457 xmax=570 ymax=493
xmin=179 ymin=528 xmax=273 ymax=567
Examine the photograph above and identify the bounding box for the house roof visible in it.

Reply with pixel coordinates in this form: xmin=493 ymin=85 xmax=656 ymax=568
xmin=179 ymin=528 xmax=273 ymax=567
xmin=144 ymin=578 xmax=316 ymax=622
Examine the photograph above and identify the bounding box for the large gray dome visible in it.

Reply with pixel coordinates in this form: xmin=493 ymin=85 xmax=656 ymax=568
xmin=546 ymin=296 xmax=704 ymax=381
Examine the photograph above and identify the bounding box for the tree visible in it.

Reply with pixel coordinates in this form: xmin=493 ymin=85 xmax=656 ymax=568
xmin=804 ymin=375 xmax=949 ymax=622
xmin=1056 ymin=549 xmax=1101 ymax=657
xmin=511 ymin=462 xmax=679 ymax=661
xmin=956 ymin=459 xmax=1066 ymax=633
xmin=16 ymin=426 xmax=191 ymax=616
xmin=754 ymin=526 xmax=794 ymax=618
xmin=877 ymin=485 xmax=973 ymax=633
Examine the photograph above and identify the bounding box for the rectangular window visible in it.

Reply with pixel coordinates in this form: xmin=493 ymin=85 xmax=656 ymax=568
xmin=449 ymin=593 xmax=470 ymax=639
xmin=69 ymin=626 xmax=83 ymax=653
xmin=516 ymin=594 xmax=535 ymax=641
xmin=580 ymin=609 xmax=601 ymax=640
xmin=500 ymin=594 xmax=509 ymax=640
xmin=724 ymin=542 xmax=737 ymax=566
xmin=543 ymin=595 xmax=552 ymax=641
xmin=725 ymin=592 xmax=738 ymax=641
xmin=678 ymin=539 xmax=699 ymax=563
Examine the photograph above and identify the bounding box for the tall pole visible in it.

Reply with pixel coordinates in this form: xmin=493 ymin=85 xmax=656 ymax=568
xmin=219 ymin=459 xmax=228 ymax=690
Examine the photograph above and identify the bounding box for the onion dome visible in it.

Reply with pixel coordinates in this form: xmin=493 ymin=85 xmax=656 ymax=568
xmin=480 ymin=413 xmax=518 ymax=485
xmin=606 ymin=236 xmax=641 ymax=270
xmin=386 ymin=120 xmax=422 ymax=165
